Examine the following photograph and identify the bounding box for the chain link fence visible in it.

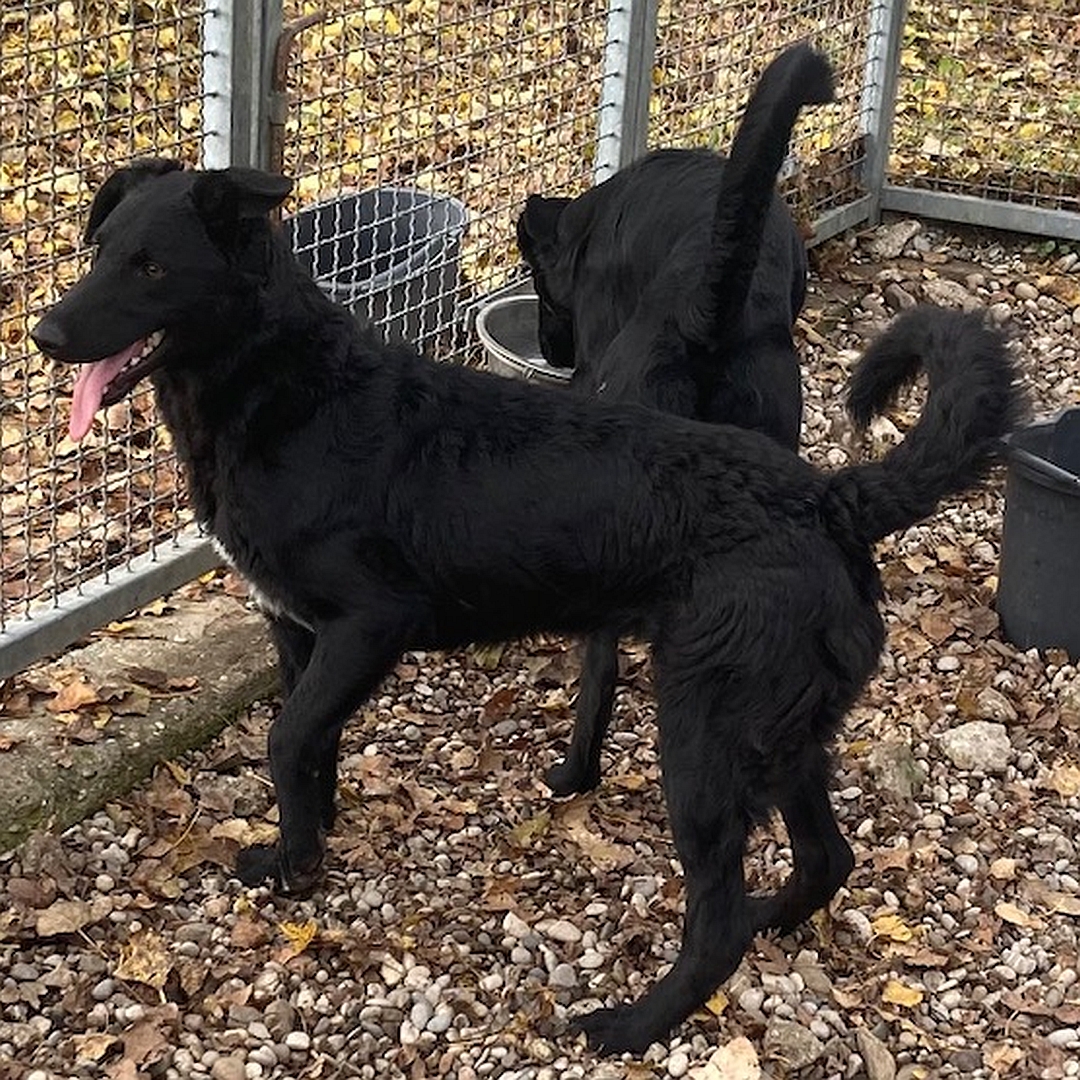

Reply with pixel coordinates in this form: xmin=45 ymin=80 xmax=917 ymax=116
xmin=1 ymin=0 xmax=216 ymax=676
xmin=884 ymin=0 xmax=1080 ymax=236
xmin=1 ymin=0 xmax=1078 ymax=678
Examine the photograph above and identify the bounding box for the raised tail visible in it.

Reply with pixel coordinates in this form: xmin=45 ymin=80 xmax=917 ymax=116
xmin=823 ymin=306 xmax=1025 ymax=547
xmin=681 ymin=41 xmax=834 ymax=345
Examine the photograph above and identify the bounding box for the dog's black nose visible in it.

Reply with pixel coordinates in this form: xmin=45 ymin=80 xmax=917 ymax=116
xmin=31 ymin=316 xmax=68 ymax=358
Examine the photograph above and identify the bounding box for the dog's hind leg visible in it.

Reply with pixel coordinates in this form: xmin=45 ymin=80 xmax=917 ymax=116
xmin=747 ymin=742 xmax=853 ymax=933
xmin=576 ymin=695 xmax=755 ymax=1054
xmin=236 ymin=614 xmax=408 ymax=893
xmin=546 ymin=627 xmax=619 ymax=796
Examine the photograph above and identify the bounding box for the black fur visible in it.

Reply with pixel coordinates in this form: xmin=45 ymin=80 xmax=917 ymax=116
xmin=34 ymin=162 xmax=1022 ymax=1056
xmin=517 ymin=43 xmax=834 ymax=796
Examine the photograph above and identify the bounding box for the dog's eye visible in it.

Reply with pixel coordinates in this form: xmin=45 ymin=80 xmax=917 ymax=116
xmin=141 ymin=260 xmax=165 ymax=279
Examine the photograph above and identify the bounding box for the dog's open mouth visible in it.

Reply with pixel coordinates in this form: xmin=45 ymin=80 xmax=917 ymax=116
xmin=68 ymin=330 xmax=166 ymax=442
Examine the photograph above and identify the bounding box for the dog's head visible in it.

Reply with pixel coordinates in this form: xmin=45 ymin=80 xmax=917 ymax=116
xmin=515 ymin=195 xmax=575 ymax=368
xmin=32 ymin=159 xmax=293 ymax=442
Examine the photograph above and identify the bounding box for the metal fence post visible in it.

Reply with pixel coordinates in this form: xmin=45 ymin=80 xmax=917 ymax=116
xmin=594 ymin=0 xmax=658 ymax=183
xmin=202 ymin=0 xmax=283 ymax=169
xmin=860 ymin=0 xmax=908 ymax=224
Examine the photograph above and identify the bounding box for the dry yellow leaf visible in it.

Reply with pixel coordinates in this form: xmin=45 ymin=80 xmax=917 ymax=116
xmin=705 ymin=988 xmax=729 ymax=1016
xmin=872 ymin=913 xmax=915 ymax=942
xmin=278 ymin=919 xmax=319 ymax=956
xmin=882 ymin=979 xmax=924 ymax=1008
xmin=114 ymin=928 xmax=171 ymax=990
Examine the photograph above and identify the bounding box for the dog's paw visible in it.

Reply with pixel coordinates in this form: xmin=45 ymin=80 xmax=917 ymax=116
xmin=544 ymin=758 xmax=601 ymax=798
xmin=573 ymin=1005 xmax=653 ymax=1056
xmin=235 ymin=842 xmax=324 ymax=895
xmin=235 ymin=843 xmax=280 ymax=887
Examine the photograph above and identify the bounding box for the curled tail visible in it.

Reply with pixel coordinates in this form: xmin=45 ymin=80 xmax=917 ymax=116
xmin=682 ymin=42 xmax=834 ymax=344
xmin=824 ymin=306 xmax=1025 ymax=546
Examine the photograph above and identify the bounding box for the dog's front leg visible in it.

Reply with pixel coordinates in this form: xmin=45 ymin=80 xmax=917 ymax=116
xmin=236 ymin=616 xmax=406 ymax=893
xmin=268 ymin=615 xmax=316 ymax=699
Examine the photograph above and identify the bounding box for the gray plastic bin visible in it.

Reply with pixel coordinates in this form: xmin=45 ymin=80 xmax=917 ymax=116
xmin=998 ymin=408 xmax=1080 ymax=658
xmin=284 ymin=187 xmax=468 ymax=351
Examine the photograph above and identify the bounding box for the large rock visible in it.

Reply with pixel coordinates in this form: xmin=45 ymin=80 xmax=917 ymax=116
xmin=939 ymin=720 xmax=1012 ymax=773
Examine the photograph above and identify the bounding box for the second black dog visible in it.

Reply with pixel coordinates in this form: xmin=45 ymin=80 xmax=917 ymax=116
xmin=34 ymin=160 xmax=1021 ymax=1055
xmin=517 ymin=43 xmax=834 ymax=795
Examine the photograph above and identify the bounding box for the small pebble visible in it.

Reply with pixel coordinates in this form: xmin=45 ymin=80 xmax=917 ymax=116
xmin=667 ymin=1050 xmax=690 ymax=1077
xmin=284 ymin=1031 xmax=311 ymax=1052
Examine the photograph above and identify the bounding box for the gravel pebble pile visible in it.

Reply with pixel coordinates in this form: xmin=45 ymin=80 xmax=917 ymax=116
xmin=3 ymin=220 xmax=1080 ymax=1079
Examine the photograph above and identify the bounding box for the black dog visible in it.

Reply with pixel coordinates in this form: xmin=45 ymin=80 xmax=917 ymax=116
xmin=34 ymin=160 xmax=1021 ymax=1055
xmin=517 ymin=43 xmax=833 ymax=795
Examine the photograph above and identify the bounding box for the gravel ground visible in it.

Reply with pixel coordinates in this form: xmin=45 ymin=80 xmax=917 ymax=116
xmin=3 ymin=219 xmax=1080 ymax=1080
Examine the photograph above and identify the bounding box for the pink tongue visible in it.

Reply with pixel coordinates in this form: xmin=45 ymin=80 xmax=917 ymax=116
xmin=69 ymin=343 xmax=144 ymax=442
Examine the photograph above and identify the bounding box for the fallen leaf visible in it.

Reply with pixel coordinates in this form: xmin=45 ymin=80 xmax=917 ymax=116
xmin=892 ymin=943 xmax=951 ymax=968
xmin=994 ymin=901 xmax=1044 ymax=930
xmin=509 ymin=810 xmax=551 ymax=848
xmin=689 ymin=1035 xmax=761 ymax=1080
xmin=105 ymin=1059 xmax=139 ymax=1080
xmin=482 ymin=684 xmax=518 ymax=718
xmin=1024 ymin=880 xmax=1080 ymax=917
xmin=882 ymin=979 xmax=924 ymax=1007
xmin=555 ymin=801 xmax=633 ymax=871
xmin=356 ymin=753 xmax=397 ymax=796
xmin=121 ymin=1019 xmax=170 ymax=1067
xmin=471 ymin=642 xmax=505 ymax=669
xmin=1043 ymin=762 xmax=1080 ymax=800
xmin=46 ymin=675 xmax=99 ymax=713
xmin=35 ymin=898 xmax=93 ymax=936
xmin=609 ymin=770 xmax=653 ymax=791
xmin=989 ymin=857 xmax=1017 ymax=880
xmin=984 ymin=1043 xmax=1024 ymax=1074
xmin=114 ymin=928 xmax=172 ymax=990
xmin=872 ymin=845 xmax=912 ymax=872
xmin=278 ymin=918 xmax=318 ymax=958
xmin=232 ymin=915 xmax=270 ymax=948
xmin=872 ymin=913 xmax=916 ymax=942
xmin=705 ymin=988 xmax=729 ymax=1016
xmin=72 ymin=1032 xmax=119 ymax=1063
xmin=918 ymin=608 xmax=955 ymax=645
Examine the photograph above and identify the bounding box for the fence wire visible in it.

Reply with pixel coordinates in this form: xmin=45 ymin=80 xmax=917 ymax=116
xmin=1 ymin=0 xmax=209 ymax=643
xmin=649 ymin=0 xmax=873 ymax=227
xmin=892 ymin=0 xmax=1080 ymax=215
xmin=277 ymin=0 xmax=610 ymax=360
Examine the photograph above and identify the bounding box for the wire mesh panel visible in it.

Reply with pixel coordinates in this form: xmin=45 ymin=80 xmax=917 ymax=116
xmin=277 ymin=0 xmax=611 ymax=361
xmin=0 ymin=1 xmax=209 ymax=651
xmin=650 ymin=0 xmax=876 ymax=232
xmin=888 ymin=0 xmax=1080 ymax=230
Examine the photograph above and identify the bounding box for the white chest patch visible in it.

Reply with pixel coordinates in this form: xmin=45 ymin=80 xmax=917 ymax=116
xmin=211 ymin=536 xmax=315 ymax=631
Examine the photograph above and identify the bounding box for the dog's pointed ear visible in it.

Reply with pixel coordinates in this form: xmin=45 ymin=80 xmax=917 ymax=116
xmin=85 ymin=158 xmax=184 ymax=242
xmin=192 ymin=167 xmax=293 ymax=230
